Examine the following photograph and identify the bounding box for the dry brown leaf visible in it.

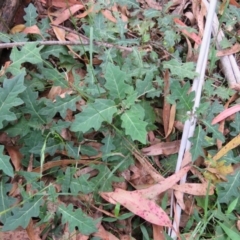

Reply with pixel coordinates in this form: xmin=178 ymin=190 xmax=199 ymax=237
xmin=52 ymin=4 xmax=84 ymax=25
xmin=5 ymin=146 xmax=22 ymax=171
xmin=152 ymin=224 xmax=165 ymax=240
xmin=100 ymin=188 xmax=172 ymax=227
xmin=174 ymin=18 xmax=201 ymax=44
xmin=40 ymin=0 xmax=81 ymax=8
xmin=0 ymin=227 xmax=40 ymax=240
xmin=163 ymin=70 xmax=170 ymax=137
xmin=185 ymin=36 xmax=193 ymax=62
xmin=23 ymin=25 xmax=42 ymax=35
xmin=212 ymin=104 xmax=240 ymax=125
xmin=32 ymin=158 xmax=103 ymax=173
xmin=172 ymin=183 xmax=214 ymax=195
xmin=93 ymin=225 xmax=119 ymax=240
xmin=165 ymin=104 xmax=176 ymax=138
xmin=133 ymin=151 xmax=164 ymax=182
xmin=174 ymin=189 xmax=186 ymax=210
xmin=141 ymin=140 xmax=180 ymax=156
xmin=138 ymin=165 xmax=191 ymax=199
xmin=76 ymin=5 xmax=95 ymax=18
xmin=26 ymin=219 xmax=41 ymax=240
xmin=216 ymin=92 xmax=239 ymax=149
xmin=101 ymin=9 xmax=117 ymax=23
xmin=216 ymin=43 xmax=240 ymax=57
xmin=10 ymin=24 xmax=25 ymax=34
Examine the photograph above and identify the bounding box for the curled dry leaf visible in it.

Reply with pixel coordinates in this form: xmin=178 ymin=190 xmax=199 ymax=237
xmin=5 ymin=146 xmax=22 ymax=171
xmin=141 ymin=140 xmax=180 ymax=156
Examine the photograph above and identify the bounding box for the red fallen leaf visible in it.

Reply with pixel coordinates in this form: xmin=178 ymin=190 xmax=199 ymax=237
xmin=100 ymin=166 xmax=191 ymax=227
xmin=100 ymin=189 xmax=172 ymax=227
xmin=174 ymin=18 xmax=202 ymax=45
xmin=212 ymin=104 xmax=240 ymax=125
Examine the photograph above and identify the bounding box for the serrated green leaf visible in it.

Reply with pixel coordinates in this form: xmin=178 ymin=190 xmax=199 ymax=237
xmin=217 ymin=171 xmax=240 ymax=204
xmin=168 ymin=81 xmax=195 ymax=111
xmin=70 ymin=174 xmax=95 ymax=194
xmin=40 ymin=66 xmax=68 ymax=88
xmin=58 ymin=204 xmax=99 ymax=234
xmin=189 ymin=126 xmax=207 ymax=161
xmin=0 ymin=72 xmax=26 ymax=128
xmin=65 ymin=141 xmax=79 ymax=159
xmin=202 ymin=120 xmax=225 ymax=142
xmin=120 ymin=104 xmax=148 ymax=144
xmin=81 ymin=145 xmax=98 ymax=156
xmin=19 ymin=88 xmax=47 ymax=125
xmin=38 ymin=18 xmax=50 ymax=38
xmin=8 ymin=43 xmax=43 ymax=75
xmin=50 ymin=120 xmax=71 ymax=133
xmin=70 ymin=99 xmax=117 ymax=133
xmin=30 ymin=138 xmax=64 ymax=156
xmin=101 ymin=135 xmax=116 ymax=161
xmin=2 ymin=196 xmax=43 ymax=231
xmin=230 ymin=112 xmax=240 ymax=136
xmin=105 ymin=63 xmax=131 ymax=100
xmin=90 ymin=164 xmax=124 ymax=191
xmin=5 ymin=117 xmax=31 ymax=137
xmin=163 ymin=59 xmax=197 ymax=79
xmin=0 ymin=146 xmax=14 ymax=177
xmin=23 ymin=3 xmax=38 ymax=26
xmin=40 ymin=95 xmax=81 ymax=118
xmin=136 ymin=71 xmax=156 ymax=97
xmin=41 ymin=45 xmax=68 ymax=59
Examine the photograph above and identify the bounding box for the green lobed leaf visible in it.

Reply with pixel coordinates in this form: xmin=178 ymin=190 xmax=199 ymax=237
xmin=101 ymin=135 xmax=116 ymax=161
xmin=90 ymin=164 xmax=124 ymax=192
xmin=41 ymin=45 xmax=68 ymax=59
xmin=0 ymin=72 xmax=26 ymax=129
xmin=120 ymin=104 xmax=148 ymax=144
xmin=23 ymin=3 xmax=38 ymax=26
xmin=217 ymin=171 xmax=240 ymax=204
xmin=39 ymin=95 xmax=81 ymax=118
xmin=70 ymin=99 xmax=117 ymax=133
xmin=202 ymin=120 xmax=225 ymax=142
xmin=0 ymin=146 xmax=14 ymax=177
xmin=189 ymin=126 xmax=207 ymax=161
xmin=168 ymin=81 xmax=195 ymax=111
xmin=58 ymin=204 xmax=99 ymax=235
xmin=70 ymin=174 xmax=95 ymax=194
xmin=136 ymin=71 xmax=156 ymax=97
xmin=2 ymin=196 xmax=43 ymax=231
xmin=7 ymin=43 xmax=43 ymax=75
xmin=19 ymin=88 xmax=47 ymax=125
xmin=163 ymin=59 xmax=197 ymax=79
xmin=81 ymin=145 xmax=98 ymax=156
xmin=105 ymin=63 xmax=131 ymax=100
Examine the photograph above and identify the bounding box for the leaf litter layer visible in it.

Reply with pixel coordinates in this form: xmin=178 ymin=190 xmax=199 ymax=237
xmin=0 ymin=0 xmax=240 ymax=239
